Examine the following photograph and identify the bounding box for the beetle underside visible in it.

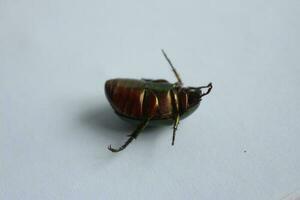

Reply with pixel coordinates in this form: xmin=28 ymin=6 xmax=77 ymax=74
xmin=105 ymin=50 xmax=213 ymax=152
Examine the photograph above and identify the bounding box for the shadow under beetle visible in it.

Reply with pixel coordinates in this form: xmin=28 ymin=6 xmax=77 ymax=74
xmin=105 ymin=50 xmax=213 ymax=152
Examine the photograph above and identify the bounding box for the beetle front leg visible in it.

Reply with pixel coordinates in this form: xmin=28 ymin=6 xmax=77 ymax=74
xmin=108 ymin=119 xmax=150 ymax=153
xmin=200 ymin=83 xmax=213 ymax=97
xmin=172 ymin=114 xmax=180 ymax=145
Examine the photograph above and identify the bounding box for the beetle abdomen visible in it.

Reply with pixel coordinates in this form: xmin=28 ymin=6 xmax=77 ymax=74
xmin=105 ymin=79 xmax=145 ymax=119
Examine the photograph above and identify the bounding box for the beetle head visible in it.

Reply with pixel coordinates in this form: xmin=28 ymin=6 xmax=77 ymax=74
xmin=187 ymin=88 xmax=202 ymax=106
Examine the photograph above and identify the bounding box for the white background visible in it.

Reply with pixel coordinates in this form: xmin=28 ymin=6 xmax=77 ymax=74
xmin=1 ymin=0 xmax=299 ymax=199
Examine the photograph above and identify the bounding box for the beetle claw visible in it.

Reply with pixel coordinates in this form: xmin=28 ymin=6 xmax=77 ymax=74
xmin=108 ymin=144 xmax=123 ymax=153
xmin=107 ymin=145 xmax=116 ymax=152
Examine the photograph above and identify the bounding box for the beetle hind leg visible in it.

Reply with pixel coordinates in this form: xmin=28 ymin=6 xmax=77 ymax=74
xmin=108 ymin=119 xmax=150 ymax=153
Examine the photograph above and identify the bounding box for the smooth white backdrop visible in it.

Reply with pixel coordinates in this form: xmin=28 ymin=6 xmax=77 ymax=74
xmin=1 ymin=0 xmax=299 ymax=199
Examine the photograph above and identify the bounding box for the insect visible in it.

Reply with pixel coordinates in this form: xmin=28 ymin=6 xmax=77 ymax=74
xmin=105 ymin=50 xmax=213 ymax=152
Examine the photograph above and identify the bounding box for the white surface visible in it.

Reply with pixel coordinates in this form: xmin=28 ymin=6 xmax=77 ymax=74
xmin=1 ymin=0 xmax=300 ymax=199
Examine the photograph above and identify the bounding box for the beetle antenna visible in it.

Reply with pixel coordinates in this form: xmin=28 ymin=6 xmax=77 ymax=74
xmin=161 ymin=49 xmax=183 ymax=85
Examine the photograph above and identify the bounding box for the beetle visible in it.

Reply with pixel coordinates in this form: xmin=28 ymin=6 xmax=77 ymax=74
xmin=105 ymin=50 xmax=212 ymax=152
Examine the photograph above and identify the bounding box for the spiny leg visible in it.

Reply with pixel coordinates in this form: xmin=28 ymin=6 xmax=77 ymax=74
xmin=161 ymin=49 xmax=183 ymax=85
xmin=172 ymin=114 xmax=180 ymax=146
xmin=108 ymin=119 xmax=150 ymax=152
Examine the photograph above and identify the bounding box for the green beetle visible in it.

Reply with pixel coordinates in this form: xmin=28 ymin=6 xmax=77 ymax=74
xmin=105 ymin=50 xmax=212 ymax=152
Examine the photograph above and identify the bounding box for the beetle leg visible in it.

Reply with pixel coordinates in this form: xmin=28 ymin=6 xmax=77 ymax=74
xmin=196 ymin=82 xmax=212 ymax=90
xmin=108 ymin=119 xmax=150 ymax=153
xmin=170 ymin=89 xmax=180 ymax=145
xmin=200 ymin=83 xmax=213 ymax=97
xmin=172 ymin=114 xmax=180 ymax=145
xmin=161 ymin=49 xmax=183 ymax=86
